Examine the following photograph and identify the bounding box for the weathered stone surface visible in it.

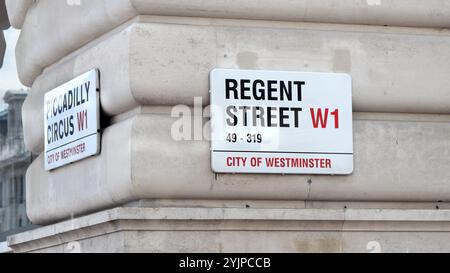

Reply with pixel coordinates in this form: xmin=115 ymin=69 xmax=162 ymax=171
xmin=9 ymin=206 xmax=450 ymax=253
xmin=25 ymin=110 xmax=450 ymax=224
xmin=22 ymin=19 xmax=450 ymax=153
xmin=10 ymin=0 xmax=450 ymax=86
xmin=5 ymin=0 xmax=33 ymax=29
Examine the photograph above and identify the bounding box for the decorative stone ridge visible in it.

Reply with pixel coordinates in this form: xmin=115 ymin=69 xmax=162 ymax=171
xmin=9 ymin=206 xmax=450 ymax=253
xmin=26 ymin=111 xmax=450 ymax=225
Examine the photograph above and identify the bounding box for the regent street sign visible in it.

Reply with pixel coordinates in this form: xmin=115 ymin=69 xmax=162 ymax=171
xmin=210 ymin=69 xmax=354 ymax=175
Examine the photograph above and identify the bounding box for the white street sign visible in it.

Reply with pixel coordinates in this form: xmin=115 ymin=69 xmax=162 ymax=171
xmin=210 ymin=69 xmax=353 ymax=175
xmin=44 ymin=69 xmax=100 ymax=171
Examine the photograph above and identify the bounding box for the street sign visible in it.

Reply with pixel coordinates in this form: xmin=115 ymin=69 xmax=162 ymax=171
xmin=210 ymin=69 xmax=353 ymax=175
xmin=44 ymin=69 xmax=100 ymax=171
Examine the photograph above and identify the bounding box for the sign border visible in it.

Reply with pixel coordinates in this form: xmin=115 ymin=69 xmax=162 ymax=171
xmin=209 ymin=68 xmax=354 ymax=175
xmin=44 ymin=68 xmax=101 ymax=171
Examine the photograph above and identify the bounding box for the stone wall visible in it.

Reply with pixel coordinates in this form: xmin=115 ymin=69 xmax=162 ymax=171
xmin=4 ymin=1 xmax=450 ymax=252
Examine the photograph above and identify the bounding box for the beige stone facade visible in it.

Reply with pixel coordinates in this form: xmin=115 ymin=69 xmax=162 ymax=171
xmin=2 ymin=0 xmax=450 ymax=252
